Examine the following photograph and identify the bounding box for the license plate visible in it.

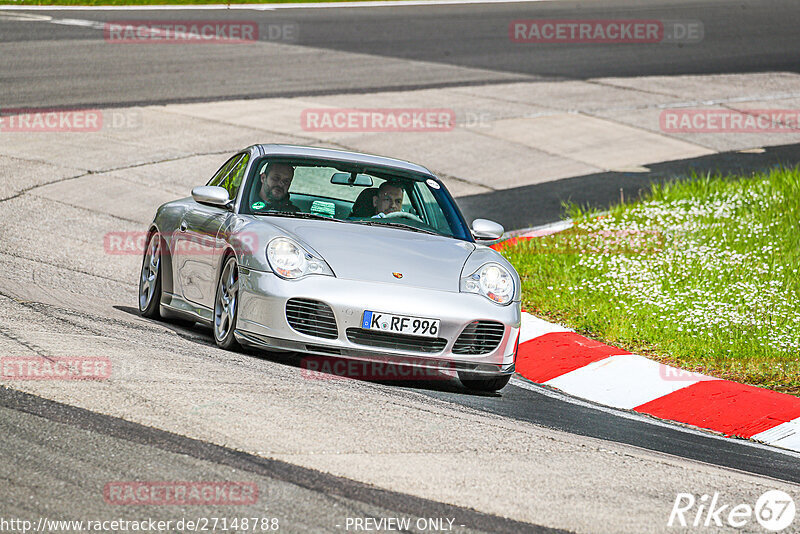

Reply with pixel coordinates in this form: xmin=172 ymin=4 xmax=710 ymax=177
xmin=362 ymin=311 xmax=440 ymax=338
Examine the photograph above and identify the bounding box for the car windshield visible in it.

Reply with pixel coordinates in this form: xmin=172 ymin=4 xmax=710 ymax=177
xmin=240 ymin=157 xmax=472 ymax=240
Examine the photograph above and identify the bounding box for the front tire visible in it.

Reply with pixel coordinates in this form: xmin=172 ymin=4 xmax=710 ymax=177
xmin=214 ymin=256 xmax=241 ymax=350
xmin=138 ymin=232 xmax=162 ymax=318
xmin=458 ymin=373 xmax=511 ymax=392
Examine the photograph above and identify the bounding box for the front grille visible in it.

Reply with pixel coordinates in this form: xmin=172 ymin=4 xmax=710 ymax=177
xmin=346 ymin=328 xmax=447 ymax=354
xmin=452 ymin=321 xmax=505 ymax=355
xmin=285 ymin=298 xmax=338 ymax=339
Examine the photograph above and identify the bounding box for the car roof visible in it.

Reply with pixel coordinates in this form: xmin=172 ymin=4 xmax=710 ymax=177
xmin=256 ymin=144 xmax=436 ymax=179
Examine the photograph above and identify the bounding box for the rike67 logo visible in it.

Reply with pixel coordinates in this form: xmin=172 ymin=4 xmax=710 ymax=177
xmin=669 ymin=490 xmax=796 ymax=531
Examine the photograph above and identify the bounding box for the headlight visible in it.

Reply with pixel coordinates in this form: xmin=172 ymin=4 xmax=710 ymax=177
xmin=267 ymin=237 xmax=333 ymax=279
xmin=460 ymin=263 xmax=514 ymax=305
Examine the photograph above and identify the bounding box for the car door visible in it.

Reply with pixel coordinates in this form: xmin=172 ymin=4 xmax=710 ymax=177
xmin=176 ymin=153 xmax=249 ymax=310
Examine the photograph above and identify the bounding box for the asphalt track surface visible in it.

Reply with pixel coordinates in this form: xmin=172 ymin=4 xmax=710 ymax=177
xmin=1 ymin=0 xmax=800 ymax=109
xmin=2 ymin=0 xmax=800 ymax=531
xmin=0 ymin=387 xmax=560 ymax=534
xmin=3 ymin=0 xmax=800 ymax=231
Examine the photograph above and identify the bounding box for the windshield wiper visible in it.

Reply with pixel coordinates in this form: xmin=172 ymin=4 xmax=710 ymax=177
xmin=255 ymin=211 xmax=345 ymax=223
xmin=354 ymin=220 xmax=439 ymax=236
xmin=255 ymin=212 xmax=439 ymax=235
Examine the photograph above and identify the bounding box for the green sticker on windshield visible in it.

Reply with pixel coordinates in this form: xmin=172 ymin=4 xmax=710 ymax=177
xmin=251 ymin=201 xmax=265 ymax=210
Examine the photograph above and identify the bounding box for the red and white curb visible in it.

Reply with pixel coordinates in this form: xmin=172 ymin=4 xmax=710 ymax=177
xmin=515 ymin=312 xmax=800 ymax=453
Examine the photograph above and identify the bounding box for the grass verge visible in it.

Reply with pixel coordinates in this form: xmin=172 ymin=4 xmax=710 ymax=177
xmin=501 ymin=167 xmax=800 ymax=396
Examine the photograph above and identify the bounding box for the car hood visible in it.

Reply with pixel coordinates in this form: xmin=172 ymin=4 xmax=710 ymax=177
xmin=272 ymin=219 xmax=476 ymax=291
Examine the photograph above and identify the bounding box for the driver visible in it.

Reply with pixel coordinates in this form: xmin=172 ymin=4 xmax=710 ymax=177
xmin=372 ymin=181 xmax=404 ymax=217
xmin=255 ymin=162 xmax=299 ymax=213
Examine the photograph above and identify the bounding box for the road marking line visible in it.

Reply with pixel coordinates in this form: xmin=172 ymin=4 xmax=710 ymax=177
xmin=50 ymin=17 xmax=106 ymax=28
xmin=0 ymin=0 xmax=558 ymax=11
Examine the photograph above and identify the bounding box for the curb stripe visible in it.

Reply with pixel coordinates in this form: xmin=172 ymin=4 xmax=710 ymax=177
xmin=633 ymin=380 xmax=800 ymax=438
xmin=519 ymin=312 xmax=570 ymax=344
xmin=490 ymin=236 xmax=531 ymax=251
xmin=516 ymin=311 xmax=800 ymax=452
xmin=544 ymin=354 xmax=713 ymax=410
xmin=751 ymin=417 xmax=800 ymax=450
xmin=516 ymin=331 xmax=629 ymax=383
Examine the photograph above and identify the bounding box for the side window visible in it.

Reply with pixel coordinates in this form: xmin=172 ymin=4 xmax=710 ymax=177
xmin=206 ymin=154 xmax=242 ymax=185
xmin=207 ymin=155 xmax=239 ymax=188
xmin=221 ymin=153 xmax=250 ymax=200
xmin=206 ymin=153 xmax=249 ymax=200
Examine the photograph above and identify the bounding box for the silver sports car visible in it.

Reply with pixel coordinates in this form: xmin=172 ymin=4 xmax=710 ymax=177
xmin=138 ymin=145 xmax=521 ymax=391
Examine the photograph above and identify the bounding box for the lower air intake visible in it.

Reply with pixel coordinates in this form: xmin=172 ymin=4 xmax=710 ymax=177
xmin=285 ymin=298 xmax=338 ymax=339
xmin=452 ymin=321 xmax=505 ymax=355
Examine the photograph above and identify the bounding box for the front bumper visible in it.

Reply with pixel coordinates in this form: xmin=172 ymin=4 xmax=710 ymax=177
xmin=235 ymin=269 xmax=520 ymax=376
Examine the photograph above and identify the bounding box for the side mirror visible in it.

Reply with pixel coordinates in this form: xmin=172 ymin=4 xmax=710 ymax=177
xmin=471 ymin=218 xmax=504 ymax=241
xmin=192 ymin=186 xmax=231 ymax=209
